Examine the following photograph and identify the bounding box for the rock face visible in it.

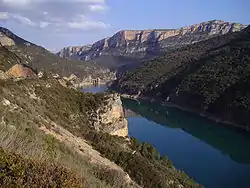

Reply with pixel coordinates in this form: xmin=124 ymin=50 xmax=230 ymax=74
xmin=57 ymin=20 xmax=247 ymax=61
xmin=57 ymin=45 xmax=92 ymax=59
xmin=6 ymin=64 xmax=37 ymax=78
xmin=92 ymin=93 xmax=128 ymax=137
xmin=0 ymin=32 xmax=15 ymax=46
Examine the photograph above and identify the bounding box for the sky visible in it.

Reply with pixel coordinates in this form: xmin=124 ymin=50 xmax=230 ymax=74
xmin=0 ymin=0 xmax=249 ymax=51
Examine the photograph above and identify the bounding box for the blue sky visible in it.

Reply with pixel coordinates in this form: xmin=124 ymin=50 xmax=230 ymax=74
xmin=0 ymin=0 xmax=249 ymax=51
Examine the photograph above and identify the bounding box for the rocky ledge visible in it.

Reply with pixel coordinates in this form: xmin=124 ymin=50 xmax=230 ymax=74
xmin=91 ymin=93 xmax=128 ymax=137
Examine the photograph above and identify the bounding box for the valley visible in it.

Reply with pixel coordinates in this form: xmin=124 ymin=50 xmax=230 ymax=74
xmin=0 ymin=7 xmax=249 ymax=187
xmin=82 ymin=85 xmax=250 ymax=188
xmin=112 ymin=25 xmax=250 ymax=132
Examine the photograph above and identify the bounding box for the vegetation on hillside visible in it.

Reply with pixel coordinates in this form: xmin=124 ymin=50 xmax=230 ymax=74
xmin=9 ymin=43 xmax=106 ymax=77
xmin=113 ymin=26 xmax=250 ymax=129
xmin=0 ymin=148 xmax=83 ymax=188
xmin=83 ymin=130 xmax=199 ymax=188
xmin=0 ymin=27 xmax=109 ymax=78
xmin=0 ymin=33 xmax=200 ymax=187
xmin=0 ymin=76 xmax=199 ymax=187
xmin=0 ymin=45 xmax=21 ymax=71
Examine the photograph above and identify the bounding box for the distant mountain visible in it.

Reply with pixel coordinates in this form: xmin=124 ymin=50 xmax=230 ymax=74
xmin=57 ymin=20 xmax=247 ymax=70
xmin=112 ymin=25 xmax=250 ymax=130
xmin=0 ymin=27 xmax=113 ymax=79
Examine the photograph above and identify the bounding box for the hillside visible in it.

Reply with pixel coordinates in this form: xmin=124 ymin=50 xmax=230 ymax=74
xmin=57 ymin=20 xmax=246 ymax=70
xmin=0 ymin=27 xmax=114 ymax=80
xmin=0 ymin=43 xmax=21 ymax=71
xmin=0 ymin=46 xmax=200 ymax=187
xmin=112 ymin=26 xmax=250 ymax=130
xmin=0 ymin=148 xmax=84 ymax=187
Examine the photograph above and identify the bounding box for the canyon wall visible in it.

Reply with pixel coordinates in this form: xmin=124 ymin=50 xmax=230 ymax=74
xmin=92 ymin=93 xmax=128 ymax=137
xmin=57 ymin=20 xmax=247 ymax=61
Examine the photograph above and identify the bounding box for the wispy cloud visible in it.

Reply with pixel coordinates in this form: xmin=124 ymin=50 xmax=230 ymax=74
xmin=0 ymin=0 xmax=110 ymax=31
xmin=67 ymin=14 xmax=109 ymax=30
xmin=0 ymin=12 xmax=36 ymax=26
xmin=0 ymin=12 xmax=9 ymax=20
xmin=89 ymin=4 xmax=108 ymax=12
xmin=12 ymin=14 xmax=36 ymax=26
xmin=39 ymin=21 xmax=50 ymax=28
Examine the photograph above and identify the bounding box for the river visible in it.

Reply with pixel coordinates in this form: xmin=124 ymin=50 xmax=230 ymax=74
xmin=82 ymin=85 xmax=250 ymax=188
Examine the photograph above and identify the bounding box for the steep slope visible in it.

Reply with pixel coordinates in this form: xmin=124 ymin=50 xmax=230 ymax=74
xmin=0 ymin=27 xmax=114 ymax=80
xmin=113 ymin=26 xmax=250 ymax=130
xmin=0 ymin=148 xmax=84 ymax=187
xmin=57 ymin=20 xmax=246 ymax=70
xmin=0 ymin=77 xmax=200 ymax=188
xmin=0 ymin=47 xmax=199 ymax=187
xmin=0 ymin=43 xmax=21 ymax=71
xmin=0 ymin=43 xmax=37 ymax=79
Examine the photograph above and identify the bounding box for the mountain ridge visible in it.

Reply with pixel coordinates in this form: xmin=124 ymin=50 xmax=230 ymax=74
xmin=57 ymin=20 xmax=247 ymax=68
xmin=0 ymin=26 xmax=116 ymax=82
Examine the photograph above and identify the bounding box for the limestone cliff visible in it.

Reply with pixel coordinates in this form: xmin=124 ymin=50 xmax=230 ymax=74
xmin=91 ymin=93 xmax=128 ymax=137
xmin=57 ymin=20 xmax=247 ymax=61
xmin=57 ymin=45 xmax=92 ymax=59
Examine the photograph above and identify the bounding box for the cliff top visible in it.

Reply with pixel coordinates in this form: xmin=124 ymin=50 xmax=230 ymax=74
xmin=57 ymin=20 xmax=247 ymax=64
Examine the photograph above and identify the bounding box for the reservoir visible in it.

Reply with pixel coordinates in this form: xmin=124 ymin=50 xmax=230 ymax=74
xmin=82 ymin=85 xmax=250 ymax=188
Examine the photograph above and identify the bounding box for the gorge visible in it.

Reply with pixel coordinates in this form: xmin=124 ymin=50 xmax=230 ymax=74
xmin=1 ymin=14 xmax=250 ymax=188
xmin=83 ymin=85 xmax=250 ymax=188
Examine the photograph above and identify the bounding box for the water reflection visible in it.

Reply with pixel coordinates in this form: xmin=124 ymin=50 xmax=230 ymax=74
xmin=122 ymin=98 xmax=250 ymax=164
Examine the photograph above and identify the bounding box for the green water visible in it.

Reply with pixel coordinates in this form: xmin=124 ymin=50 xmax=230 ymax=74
xmin=123 ymin=98 xmax=250 ymax=188
xmin=82 ymin=86 xmax=250 ymax=188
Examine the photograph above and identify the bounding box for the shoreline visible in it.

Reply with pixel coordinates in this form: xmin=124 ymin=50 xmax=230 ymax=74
xmin=120 ymin=94 xmax=250 ymax=133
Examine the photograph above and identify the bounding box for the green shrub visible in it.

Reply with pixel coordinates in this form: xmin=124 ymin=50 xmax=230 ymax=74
xmin=0 ymin=148 xmax=84 ymax=188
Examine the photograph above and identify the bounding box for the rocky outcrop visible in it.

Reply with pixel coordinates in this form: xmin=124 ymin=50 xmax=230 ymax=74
xmin=0 ymin=32 xmax=15 ymax=46
xmin=57 ymin=45 xmax=92 ymax=59
xmin=92 ymin=93 xmax=128 ymax=137
xmin=0 ymin=63 xmax=37 ymax=80
xmin=57 ymin=20 xmax=247 ymax=61
xmin=6 ymin=64 xmax=37 ymax=78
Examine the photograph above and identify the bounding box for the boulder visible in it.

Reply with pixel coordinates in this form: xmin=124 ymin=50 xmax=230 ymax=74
xmin=6 ymin=64 xmax=37 ymax=78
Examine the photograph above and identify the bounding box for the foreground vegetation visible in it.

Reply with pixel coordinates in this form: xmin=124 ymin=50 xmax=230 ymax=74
xmin=0 ymin=76 xmax=200 ymax=187
xmin=0 ymin=148 xmax=83 ymax=187
xmin=113 ymin=26 xmax=250 ymax=130
xmin=0 ymin=40 xmax=200 ymax=187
